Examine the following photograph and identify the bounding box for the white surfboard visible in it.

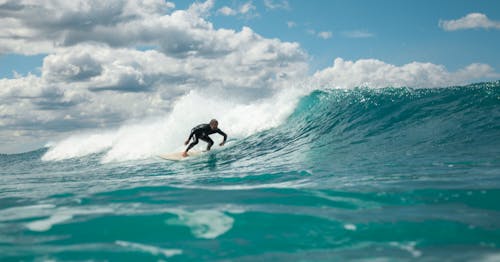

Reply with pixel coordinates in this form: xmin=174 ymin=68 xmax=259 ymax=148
xmin=158 ymin=151 xmax=204 ymax=161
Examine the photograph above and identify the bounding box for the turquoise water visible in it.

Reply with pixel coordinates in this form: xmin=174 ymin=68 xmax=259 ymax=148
xmin=1 ymin=82 xmax=500 ymax=261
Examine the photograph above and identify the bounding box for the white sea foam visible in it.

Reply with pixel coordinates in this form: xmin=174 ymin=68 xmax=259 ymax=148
xmin=174 ymin=179 xmax=310 ymax=191
xmin=389 ymin=241 xmax=422 ymax=258
xmin=0 ymin=204 xmax=56 ymax=222
xmin=26 ymin=213 xmax=73 ymax=232
xmin=42 ymin=87 xmax=308 ymax=163
xmin=42 ymin=132 xmax=115 ymax=161
xmin=343 ymin=223 xmax=357 ymax=231
xmin=481 ymin=253 xmax=500 ymax=262
xmin=24 ymin=206 xmax=114 ymax=232
xmin=115 ymin=240 xmax=182 ymax=258
xmin=165 ymin=209 xmax=234 ymax=239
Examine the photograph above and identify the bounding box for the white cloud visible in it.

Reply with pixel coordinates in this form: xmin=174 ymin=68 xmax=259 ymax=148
xmin=306 ymin=29 xmax=332 ymax=39
xmin=313 ymin=58 xmax=499 ymax=89
xmin=0 ymin=0 xmax=227 ymax=56
xmin=317 ymin=31 xmax=332 ymax=39
xmin=217 ymin=1 xmax=257 ymax=18
xmin=239 ymin=1 xmax=256 ymax=14
xmin=217 ymin=6 xmax=237 ymax=16
xmin=263 ymin=0 xmax=290 ymax=10
xmin=287 ymin=21 xmax=296 ymax=28
xmin=186 ymin=0 xmax=214 ymax=17
xmin=342 ymin=30 xmax=374 ymax=38
xmin=439 ymin=13 xmax=500 ymax=31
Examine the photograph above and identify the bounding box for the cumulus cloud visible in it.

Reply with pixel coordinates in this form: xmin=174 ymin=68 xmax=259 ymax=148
xmin=43 ymin=53 xmax=103 ymax=82
xmin=439 ymin=13 xmax=500 ymax=31
xmin=217 ymin=1 xmax=257 ymax=18
xmin=0 ymin=0 xmax=224 ymax=55
xmin=313 ymin=58 xmax=499 ymax=88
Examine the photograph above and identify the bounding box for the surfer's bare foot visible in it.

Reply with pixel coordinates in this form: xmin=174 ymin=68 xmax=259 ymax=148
xmin=182 ymin=152 xmax=188 ymax=157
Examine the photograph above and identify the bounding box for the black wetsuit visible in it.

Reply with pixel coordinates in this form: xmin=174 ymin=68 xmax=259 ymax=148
xmin=185 ymin=124 xmax=227 ymax=152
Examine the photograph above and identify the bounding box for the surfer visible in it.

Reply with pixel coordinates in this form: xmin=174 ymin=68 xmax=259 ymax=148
xmin=182 ymin=119 xmax=227 ymax=157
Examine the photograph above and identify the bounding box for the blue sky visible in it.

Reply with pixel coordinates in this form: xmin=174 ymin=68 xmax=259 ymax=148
xmin=2 ymin=0 xmax=500 ymax=78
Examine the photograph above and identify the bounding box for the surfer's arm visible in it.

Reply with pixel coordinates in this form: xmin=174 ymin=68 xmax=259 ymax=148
xmin=217 ymin=129 xmax=227 ymax=145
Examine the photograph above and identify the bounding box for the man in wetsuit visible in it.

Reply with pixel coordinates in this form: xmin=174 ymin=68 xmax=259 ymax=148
xmin=182 ymin=119 xmax=227 ymax=157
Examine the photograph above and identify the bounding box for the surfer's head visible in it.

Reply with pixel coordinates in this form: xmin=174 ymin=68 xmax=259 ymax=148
xmin=209 ymin=119 xmax=218 ymax=130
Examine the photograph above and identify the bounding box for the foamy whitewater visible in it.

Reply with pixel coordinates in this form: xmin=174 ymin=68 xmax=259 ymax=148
xmin=1 ymin=82 xmax=500 ymax=261
xmin=42 ymin=87 xmax=307 ymax=163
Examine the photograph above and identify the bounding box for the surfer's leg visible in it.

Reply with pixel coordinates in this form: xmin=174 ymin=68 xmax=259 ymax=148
xmin=200 ymin=136 xmax=214 ymax=151
xmin=185 ymin=136 xmax=199 ymax=152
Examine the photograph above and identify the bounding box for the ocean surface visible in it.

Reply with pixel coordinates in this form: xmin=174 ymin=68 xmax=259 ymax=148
xmin=1 ymin=82 xmax=500 ymax=261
